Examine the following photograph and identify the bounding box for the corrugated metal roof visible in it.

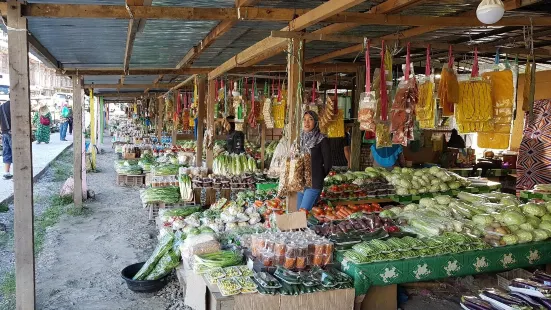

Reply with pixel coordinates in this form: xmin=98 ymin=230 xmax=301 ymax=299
xmin=131 ymin=20 xmax=219 ymax=68
xmin=28 ymin=18 xmax=127 ymax=68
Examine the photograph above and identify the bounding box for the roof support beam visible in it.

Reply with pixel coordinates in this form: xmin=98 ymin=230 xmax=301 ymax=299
xmin=27 ymin=33 xmax=61 ymax=69
xmin=238 ymin=0 xmax=427 ymax=68
xmin=62 ymin=63 xmax=361 ymax=76
xmin=175 ymin=0 xmax=260 ymax=69
xmin=208 ymin=0 xmax=368 ymax=80
xmin=83 ymin=83 xmax=180 ymax=89
xmin=305 ymin=0 xmax=543 ymax=64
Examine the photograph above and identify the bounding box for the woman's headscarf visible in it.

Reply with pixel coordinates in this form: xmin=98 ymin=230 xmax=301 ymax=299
xmin=300 ymin=110 xmax=325 ymax=154
xmin=39 ymin=105 xmax=49 ymax=116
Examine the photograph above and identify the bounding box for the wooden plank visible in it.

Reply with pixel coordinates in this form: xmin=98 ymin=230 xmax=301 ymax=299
xmin=209 ymin=0 xmax=367 ymax=80
xmin=171 ymin=93 xmax=177 ymax=145
xmin=90 ymin=90 xmax=96 ymax=169
xmin=350 ymin=66 xmax=364 ymax=171
xmin=196 ymin=75 xmax=206 ymax=167
xmin=83 ymin=83 xmax=180 ymax=89
xmin=176 ymin=46 xmax=199 ymax=69
xmin=7 ymin=2 xmax=36 ymax=308
xmin=358 ymin=285 xmax=397 ymax=310
xmin=368 ymin=0 xmax=428 ymax=13
xmin=60 ymin=67 xmax=212 ymax=76
xmin=161 ymin=75 xmax=196 ymax=98
xmin=123 ymin=18 xmax=139 ymax=73
xmin=27 ymin=33 xmax=61 ymax=69
xmin=285 ymin=38 xmax=304 ymax=212
xmin=206 ymin=79 xmax=216 ymax=171
xmin=73 ymin=76 xmax=83 ymax=207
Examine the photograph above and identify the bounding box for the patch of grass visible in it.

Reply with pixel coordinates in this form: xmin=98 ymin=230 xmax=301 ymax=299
xmin=33 ymin=195 xmax=73 ymax=252
xmin=0 ymin=271 xmax=15 ymax=308
xmin=0 ymin=203 xmax=8 ymax=213
xmin=66 ymin=205 xmax=91 ymax=217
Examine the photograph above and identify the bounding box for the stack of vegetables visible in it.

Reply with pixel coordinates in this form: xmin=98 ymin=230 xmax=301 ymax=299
xmin=205 ymin=265 xmax=256 ymax=295
xmin=461 ymin=270 xmax=551 ymax=309
xmin=137 ymin=153 xmax=155 ymax=171
xmin=132 ymin=232 xmax=183 ymax=280
xmin=114 ymin=160 xmax=143 ymax=175
xmin=140 ymin=186 xmax=181 ymax=204
xmin=382 ymin=166 xmax=470 ymax=196
xmin=343 ymin=232 xmax=489 ymax=264
xmin=193 ymin=250 xmax=243 ymax=274
xmin=322 ymin=168 xmax=393 ymax=200
xmin=309 ymin=202 xmax=383 ymax=222
xmin=212 ymin=153 xmax=259 ymax=177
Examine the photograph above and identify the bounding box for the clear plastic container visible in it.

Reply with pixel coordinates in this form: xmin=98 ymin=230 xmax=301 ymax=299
xmin=285 ymin=243 xmax=298 ymax=258
xmin=312 ymin=254 xmax=324 ymax=267
xmin=274 ymin=241 xmax=286 ymax=256
xmin=324 ymin=242 xmax=334 ymax=255
xmin=274 ymin=255 xmax=285 ymax=267
xmin=313 ymin=242 xmax=325 ymax=256
xmin=296 ymin=256 xmax=307 ymax=270
xmin=284 ymin=256 xmax=296 ymax=269
xmin=262 ymin=252 xmax=274 ymax=267
xmin=323 ymin=254 xmax=333 ymax=266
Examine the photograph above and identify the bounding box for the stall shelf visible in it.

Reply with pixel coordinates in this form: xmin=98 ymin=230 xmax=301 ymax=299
xmin=520 ymin=190 xmax=551 ymax=202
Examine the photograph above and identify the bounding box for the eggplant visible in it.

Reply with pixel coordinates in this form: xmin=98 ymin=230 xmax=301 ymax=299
xmin=510 ymin=279 xmax=551 ymax=298
xmin=461 ymin=296 xmax=494 ymax=310
xmin=509 ymin=292 xmax=546 ymax=309
xmin=479 ymin=288 xmax=530 ymax=309
xmin=534 ymin=271 xmax=551 ymax=286
xmin=533 ymin=275 xmax=551 ymax=287
xmin=534 ymin=297 xmax=551 ymax=310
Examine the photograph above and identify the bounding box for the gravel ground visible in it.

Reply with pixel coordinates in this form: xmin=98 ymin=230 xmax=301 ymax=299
xmin=33 ymin=143 xmax=189 ymax=310
xmin=0 ymin=148 xmax=73 ymax=298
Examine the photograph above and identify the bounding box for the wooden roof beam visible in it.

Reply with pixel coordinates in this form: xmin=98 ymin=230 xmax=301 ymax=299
xmin=208 ymin=0 xmax=369 ymax=80
xmin=27 ymin=32 xmax=62 ymax=69
xmin=238 ymin=0 xmax=427 ymax=69
xmin=84 ymin=83 xmax=180 ymax=89
xmin=305 ymin=0 xmax=543 ymax=64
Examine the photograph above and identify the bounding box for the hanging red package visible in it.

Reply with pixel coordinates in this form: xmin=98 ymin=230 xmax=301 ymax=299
xmin=380 ymin=40 xmax=388 ymax=121
xmin=405 ymin=42 xmax=411 ymax=81
xmin=277 ymin=75 xmax=282 ymax=101
xmin=366 ymin=40 xmax=371 ymax=93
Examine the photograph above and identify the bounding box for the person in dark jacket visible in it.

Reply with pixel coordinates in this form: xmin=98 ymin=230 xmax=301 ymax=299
xmin=0 ymin=101 xmax=12 ymax=180
xmin=297 ymin=110 xmax=332 ymax=211
xmin=225 ymin=116 xmax=245 ymax=154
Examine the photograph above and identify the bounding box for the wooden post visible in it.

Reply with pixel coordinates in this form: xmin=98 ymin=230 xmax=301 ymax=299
xmin=90 ymin=89 xmax=96 ymax=169
xmin=350 ymin=66 xmax=365 ymax=171
xmin=171 ymin=94 xmax=177 ymax=145
xmin=196 ymin=75 xmax=206 ymax=167
xmin=7 ymin=1 xmax=36 ymax=307
xmin=206 ymin=79 xmax=216 ymax=171
xmin=286 ymin=38 xmax=305 ymax=212
xmin=260 ymin=123 xmax=266 ymax=170
xmin=156 ymin=97 xmax=164 ymax=142
xmin=73 ymin=76 xmax=83 ymax=207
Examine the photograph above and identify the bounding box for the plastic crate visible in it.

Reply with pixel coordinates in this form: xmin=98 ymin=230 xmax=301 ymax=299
xmin=147 ymin=201 xmax=198 ymax=221
xmin=256 ymin=182 xmax=279 ymax=191
xmin=496 ymin=268 xmax=532 ymax=291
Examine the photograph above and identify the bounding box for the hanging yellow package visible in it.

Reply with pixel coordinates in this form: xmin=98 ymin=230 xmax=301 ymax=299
xmin=455 ymin=79 xmax=494 ymax=133
xmin=477 ymin=69 xmax=514 ymax=149
xmin=438 ymin=68 xmax=459 ymax=116
xmin=416 ymin=80 xmax=435 ymax=129
xmin=326 ymin=109 xmax=345 ymax=138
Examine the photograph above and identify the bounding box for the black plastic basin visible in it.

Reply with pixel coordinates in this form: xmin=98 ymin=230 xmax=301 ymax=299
xmin=121 ymin=262 xmax=170 ymax=293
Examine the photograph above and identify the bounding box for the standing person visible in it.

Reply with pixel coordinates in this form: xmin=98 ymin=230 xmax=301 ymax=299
xmin=67 ymin=105 xmax=74 ymax=135
xmin=225 ymin=116 xmax=245 ymax=154
xmin=59 ymin=103 xmax=70 ymax=141
xmin=33 ymin=105 xmax=52 ymax=144
xmin=0 ymin=100 xmax=12 ymax=180
xmin=297 ymin=111 xmax=332 ymax=211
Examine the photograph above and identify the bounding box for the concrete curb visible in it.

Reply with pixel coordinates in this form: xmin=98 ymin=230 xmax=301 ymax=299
xmin=0 ymin=142 xmax=73 ymax=207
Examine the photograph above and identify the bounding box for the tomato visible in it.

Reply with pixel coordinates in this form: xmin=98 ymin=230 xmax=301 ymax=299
xmin=275 ymin=210 xmax=285 ymax=215
xmin=329 ymin=170 xmax=337 ymax=176
xmin=311 ymin=207 xmax=324 ymax=215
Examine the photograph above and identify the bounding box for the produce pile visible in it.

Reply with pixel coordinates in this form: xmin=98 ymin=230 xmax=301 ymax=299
xmin=393 ymin=192 xmax=551 ymax=247
xmin=205 ymin=265 xmax=256 ymax=295
xmin=132 ymin=232 xmax=183 ymax=280
xmin=460 ymin=270 xmax=551 ymax=309
xmin=322 ymin=168 xmax=393 ymax=200
xmin=383 ymin=166 xmax=470 ymax=196
xmin=251 ymin=231 xmax=334 ymax=270
xmin=114 ymin=160 xmax=143 ymax=175
xmin=342 ymin=232 xmax=489 ymax=263
xmin=140 ymin=186 xmax=181 ymax=204
xmin=212 ymin=153 xmax=259 ymax=177
xmin=137 ymin=153 xmax=155 ymax=171
xmin=309 ymin=202 xmax=383 ymax=222
xmin=253 ymin=267 xmax=353 ymax=296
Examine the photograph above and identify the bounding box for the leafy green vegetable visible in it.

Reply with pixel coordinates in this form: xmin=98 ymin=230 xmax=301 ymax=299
xmin=522 ymin=202 xmax=547 ymax=217
xmin=133 ymin=232 xmax=174 ymax=280
xmin=502 ymin=211 xmax=526 ymax=226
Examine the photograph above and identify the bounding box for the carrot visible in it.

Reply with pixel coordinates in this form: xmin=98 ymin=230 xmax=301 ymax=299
xmin=336 ymin=210 xmax=347 ymax=218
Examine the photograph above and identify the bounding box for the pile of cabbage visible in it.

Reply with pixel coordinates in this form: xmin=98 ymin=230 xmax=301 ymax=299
xmin=389 ymin=191 xmax=551 ymax=247
xmin=382 ymin=166 xmax=470 ymax=196
xmin=213 ymin=153 xmax=258 ymax=177
xmin=159 ymin=199 xmax=262 ymax=235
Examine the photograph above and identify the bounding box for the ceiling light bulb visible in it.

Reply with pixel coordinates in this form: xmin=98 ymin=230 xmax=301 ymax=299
xmin=477 ymin=0 xmax=505 ymax=24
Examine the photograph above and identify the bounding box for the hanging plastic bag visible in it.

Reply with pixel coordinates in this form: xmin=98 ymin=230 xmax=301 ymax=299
xmin=416 ymin=45 xmax=436 ymax=129
xmin=303 ymin=153 xmax=312 ymax=188
xmin=376 ymin=121 xmax=392 ymax=148
xmin=359 ymin=40 xmax=377 ymax=132
xmin=438 ymin=45 xmax=459 ymax=116
xmin=287 ymin=147 xmax=305 ymax=193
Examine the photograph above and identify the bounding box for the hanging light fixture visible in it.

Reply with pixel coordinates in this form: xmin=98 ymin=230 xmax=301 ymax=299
xmin=476 ymin=0 xmax=505 ymax=24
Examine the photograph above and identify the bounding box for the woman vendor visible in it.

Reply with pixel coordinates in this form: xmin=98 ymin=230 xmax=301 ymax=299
xmin=298 ymin=111 xmax=332 ymax=211
xmin=33 ymin=105 xmax=52 ymax=144
xmin=370 ymin=143 xmax=406 ymax=170
xmin=225 ymin=115 xmax=245 ymax=154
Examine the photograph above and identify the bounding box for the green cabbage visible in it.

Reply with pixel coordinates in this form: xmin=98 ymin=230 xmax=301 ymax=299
xmin=519 ymin=223 xmax=536 ymax=231
xmin=502 ymin=234 xmax=519 ymax=245
xmin=448 ymin=182 xmax=461 ymax=190
xmin=403 ymin=204 xmax=418 ymax=212
xmin=526 ymin=215 xmax=542 ymax=227
xmin=546 ymin=202 xmax=551 ymax=214
xmin=539 ymin=221 xmax=551 ymax=233
xmin=435 ymin=195 xmax=451 ymax=205
xmin=472 ymin=214 xmax=494 ymax=226
xmin=522 ymin=202 xmax=547 ymax=217
xmin=542 ymin=214 xmax=551 ymax=222
xmin=503 ymin=211 xmax=526 ymax=225
xmin=419 ymin=198 xmax=436 ymax=208
xmin=507 ymin=224 xmax=520 ymax=232
xmin=533 ymin=229 xmax=549 ymax=241
xmin=379 ymin=210 xmax=396 ymax=219
xmin=516 ymin=230 xmax=534 ymax=243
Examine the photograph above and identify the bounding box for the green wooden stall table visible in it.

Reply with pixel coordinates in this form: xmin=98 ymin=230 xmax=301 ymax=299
xmin=336 ymin=241 xmax=551 ymax=297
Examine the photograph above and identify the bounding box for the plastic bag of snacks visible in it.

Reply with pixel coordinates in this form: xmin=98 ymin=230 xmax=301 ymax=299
xmin=287 ymin=153 xmax=305 ymax=193
xmin=375 ymin=122 xmax=392 ymax=148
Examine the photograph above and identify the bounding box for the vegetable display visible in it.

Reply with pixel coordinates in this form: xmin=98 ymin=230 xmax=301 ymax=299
xmin=193 ymin=250 xmax=243 ymax=274
xmin=133 ymin=232 xmax=180 ymax=280
xmin=212 ymin=153 xmax=259 ymax=177
xmin=140 ymin=186 xmax=181 ymax=204
xmin=383 ymin=166 xmax=469 ymax=196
